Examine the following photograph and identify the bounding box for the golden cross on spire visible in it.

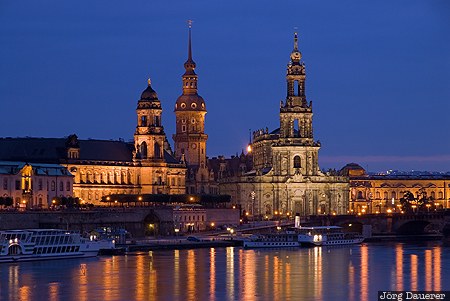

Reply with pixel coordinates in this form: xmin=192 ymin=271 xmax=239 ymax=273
xmin=187 ymin=19 xmax=193 ymax=28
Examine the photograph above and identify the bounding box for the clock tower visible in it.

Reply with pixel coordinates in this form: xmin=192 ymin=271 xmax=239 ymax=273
xmin=173 ymin=22 xmax=209 ymax=193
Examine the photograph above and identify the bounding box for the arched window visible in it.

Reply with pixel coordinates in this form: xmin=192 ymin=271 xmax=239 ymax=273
xmin=384 ymin=192 xmax=388 ymax=200
xmin=376 ymin=191 xmax=380 ymax=199
xmin=154 ymin=143 xmax=161 ymax=159
xmin=140 ymin=116 xmax=147 ymax=127
xmin=140 ymin=142 xmax=147 ymax=159
xmin=391 ymin=191 xmax=396 ymax=200
xmin=439 ymin=191 xmax=443 ymax=199
xmin=431 ymin=191 xmax=436 ymax=199
xmin=59 ymin=181 xmax=64 ymax=191
xmin=154 ymin=115 xmax=160 ymax=126
xmin=357 ymin=191 xmax=363 ymax=199
xmin=293 ymin=156 xmax=301 ymax=168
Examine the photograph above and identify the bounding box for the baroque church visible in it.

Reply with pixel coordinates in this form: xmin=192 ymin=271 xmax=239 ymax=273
xmin=216 ymin=33 xmax=349 ymax=218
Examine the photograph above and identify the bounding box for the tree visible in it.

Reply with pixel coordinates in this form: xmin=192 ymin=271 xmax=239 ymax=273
xmin=400 ymin=189 xmax=432 ymax=213
xmin=400 ymin=191 xmax=415 ymax=213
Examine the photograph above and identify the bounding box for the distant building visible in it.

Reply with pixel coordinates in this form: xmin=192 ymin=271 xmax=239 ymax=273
xmin=216 ymin=33 xmax=349 ymax=218
xmin=0 ymin=161 xmax=73 ymax=209
xmin=342 ymin=163 xmax=450 ymax=213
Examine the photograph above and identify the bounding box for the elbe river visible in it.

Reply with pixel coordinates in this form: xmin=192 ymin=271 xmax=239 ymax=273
xmin=1 ymin=241 xmax=449 ymax=301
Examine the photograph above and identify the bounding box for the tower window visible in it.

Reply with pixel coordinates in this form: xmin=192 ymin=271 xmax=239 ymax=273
xmin=140 ymin=116 xmax=147 ymax=127
xmin=181 ymin=125 xmax=186 ymax=132
xmin=294 ymin=119 xmax=300 ymax=137
xmin=140 ymin=142 xmax=147 ymax=159
xmin=293 ymin=156 xmax=301 ymax=168
xmin=154 ymin=116 xmax=160 ymax=126
xmin=154 ymin=143 xmax=161 ymax=159
xmin=294 ymin=80 xmax=300 ymax=96
xmin=191 ymin=103 xmax=197 ymax=109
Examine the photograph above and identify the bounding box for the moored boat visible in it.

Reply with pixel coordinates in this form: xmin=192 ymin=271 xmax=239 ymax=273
xmin=242 ymin=226 xmax=364 ymax=249
xmin=243 ymin=230 xmax=301 ymax=248
xmin=0 ymin=229 xmax=107 ymax=263
xmin=297 ymin=226 xmax=364 ymax=246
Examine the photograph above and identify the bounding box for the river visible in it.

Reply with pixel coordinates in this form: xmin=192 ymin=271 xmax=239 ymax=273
xmin=1 ymin=241 xmax=449 ymax=301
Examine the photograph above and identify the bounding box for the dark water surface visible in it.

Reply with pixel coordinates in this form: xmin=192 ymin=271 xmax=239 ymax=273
xmin=1 ymin=242 xmax=449 ymax=301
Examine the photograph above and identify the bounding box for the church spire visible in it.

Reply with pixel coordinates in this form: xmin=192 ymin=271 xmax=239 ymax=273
xmin=184 ymin=20 xmax=196 ymax=74
xmin=290 ymin=31 xmax=302 ymax=64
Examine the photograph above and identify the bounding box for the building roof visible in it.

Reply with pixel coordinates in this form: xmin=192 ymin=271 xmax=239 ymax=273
xmin=0 ymin=136 xmax=182 ymax=166
xmin=0 ymin=161 xmax=72 ymax=176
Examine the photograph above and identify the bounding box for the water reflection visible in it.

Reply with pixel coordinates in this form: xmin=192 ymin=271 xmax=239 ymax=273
xmin=0 ymin=242 xmax=447 ymax=301
xmin=395 ymin=244 xmax=403 ymax=291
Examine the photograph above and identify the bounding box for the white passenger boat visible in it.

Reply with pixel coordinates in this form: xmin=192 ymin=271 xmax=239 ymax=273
xmin=243 ymin=226 xmax=364 ymax=248
xmin=297 ymin=226 xmax=364 ymax=246
xmin=0 ymin=229 xmax=107 ymax=263
xmin=243 ymin=230 xmax=301 ymax=248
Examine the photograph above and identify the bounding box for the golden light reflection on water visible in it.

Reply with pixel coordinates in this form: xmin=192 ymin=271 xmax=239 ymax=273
xmin=313 ymin=247 xmax=322 ymax=299
xmin=174 ymin=249 xmax=180 ymax=298
xmin=411 ymin=254 xmax=418 ymax=291
xmin=395 ymin=244 xmax=403 ymax=291
xmin=239 ymin=249 xmax=257 ymax=300
xmin=209 ymin=248 xmax=216 ymax=301
xmin=226 ymin=247 xmax=235 ymax=301
xmin=187 ymin=249 xmax=196 ymax=301
xmin=48 ymin=282 xmax=59 ymax=301
xmin=360 ymin=244 xmax=369 ymax=301
xmin=77 ymin=263 xmax=88 ymax=301
xmin=425 ymin=250 xmax=432 ymax=291
xmin=434 ymin=247 xmax=441 ymax=291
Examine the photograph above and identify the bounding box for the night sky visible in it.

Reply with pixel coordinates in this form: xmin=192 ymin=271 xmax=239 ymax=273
xmin=1 ymin=1 xmax=450 ymax=172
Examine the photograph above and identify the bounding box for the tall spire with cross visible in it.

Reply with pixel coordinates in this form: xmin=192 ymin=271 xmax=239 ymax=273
xmin=174 ymin=20 xmax=208 ymax=174
xmin=184 ymin=20 xmax=196 ymax=73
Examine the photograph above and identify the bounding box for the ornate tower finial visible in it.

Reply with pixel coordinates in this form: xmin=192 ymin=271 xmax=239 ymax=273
xmin=294 ymin=31 xmax=299 ymax=51
xmin=147 ymin=78 xmax=151 ymax=86
xmin=187 ymin=20 xmax=194 ymax=63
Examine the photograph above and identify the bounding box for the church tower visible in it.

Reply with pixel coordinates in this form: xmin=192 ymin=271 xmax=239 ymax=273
xmin=279 ymin=32 xmax=313 ymax=144
xmin=274 ymin=32 xmax=320 ymax=176
xmin=173 ymin=23 xmax=208 ymax=170
xmin=134 ymin=79 xmax=165 ymax=161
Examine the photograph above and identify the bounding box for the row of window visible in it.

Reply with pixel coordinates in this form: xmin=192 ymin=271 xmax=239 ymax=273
xmin=31 ymin=235 xmax=74 ymax=245
xmin=1 ymin=178 xmax=70 ymax=192
xmin=355 ymin=190 xmax=445 ymax=200
xmin=33 ymin=245 xmax=80 ymax=255
xmin=139 ymin=115 xmax=161 ymax=127
xmin=174 ymin=215 xmax=205 ymax=222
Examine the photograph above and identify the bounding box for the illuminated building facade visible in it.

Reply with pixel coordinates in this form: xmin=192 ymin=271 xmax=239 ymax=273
xmin=0 ymin=80 xmax=186 ymax=207
xmin=342 ymin=163 xmax=450 ymax=213
xmin=0 ymin=161 xmax=73 ymax=209
xmin=217 ymin=33 xmax=349 ymax=218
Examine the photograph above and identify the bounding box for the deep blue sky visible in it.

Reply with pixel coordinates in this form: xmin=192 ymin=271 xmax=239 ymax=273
xmin=1 ymin=1 xmax=450 ymax=172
